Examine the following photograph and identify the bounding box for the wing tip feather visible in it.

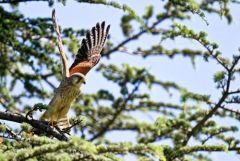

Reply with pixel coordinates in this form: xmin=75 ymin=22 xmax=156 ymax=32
xmin=70 ymin=21 xmax=110 ymax=74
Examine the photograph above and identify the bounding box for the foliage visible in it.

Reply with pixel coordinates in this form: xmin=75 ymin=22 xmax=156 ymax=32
xmin=0 ymin=0 xmax=240 ymax=161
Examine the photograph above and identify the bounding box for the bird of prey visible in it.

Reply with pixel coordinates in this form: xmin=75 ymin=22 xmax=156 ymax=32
xmin=40 ymin=11 xmax=110 ymax=130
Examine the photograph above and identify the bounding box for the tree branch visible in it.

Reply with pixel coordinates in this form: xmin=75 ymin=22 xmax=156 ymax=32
xmin=184 ymin=56 xmax=240 ymax=145
xmin=0 ymin=111 xmax=69 ymax=141
xmin=220 ymin=106 xmax=240 ymax=115
xmin=43 ymin=78 xmax=56 ymax=89
xmin=103 ymin=14 xmax=170 ymax=57
xmin=201 ymin=129 xmax=227 ymax=145
xmin=90 ymin=81 xmax=141 ymax=141
xmin=227 ymin=89 xmax=240 ymax=95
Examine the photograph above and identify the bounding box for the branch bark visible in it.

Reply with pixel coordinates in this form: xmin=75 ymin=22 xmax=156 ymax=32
xmin=0 ymin=111 xmax=69 ymax=141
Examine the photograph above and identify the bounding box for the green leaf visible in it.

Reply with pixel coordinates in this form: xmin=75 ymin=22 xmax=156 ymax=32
xmin=214 ymin=71 xmax=225 ymax=82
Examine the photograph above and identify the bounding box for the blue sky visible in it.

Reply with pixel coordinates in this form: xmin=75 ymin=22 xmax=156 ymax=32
xmin=2 ymin=0 xmax=240 ymax=160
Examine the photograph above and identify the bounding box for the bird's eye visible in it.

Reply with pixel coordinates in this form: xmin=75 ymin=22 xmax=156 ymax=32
xmin=70 ymin=76 xmax=81 ymax=84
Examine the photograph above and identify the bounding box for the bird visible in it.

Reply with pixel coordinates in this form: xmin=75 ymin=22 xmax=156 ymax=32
xmin=40 ymin=20 xmax=110 ymax=130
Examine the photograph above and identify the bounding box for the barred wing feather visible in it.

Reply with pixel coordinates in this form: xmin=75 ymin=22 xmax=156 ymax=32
xmin=69 ymin=21 xmax=110 ymax=75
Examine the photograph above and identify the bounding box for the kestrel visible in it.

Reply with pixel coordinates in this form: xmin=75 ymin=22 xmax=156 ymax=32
xmin=41 ymin=12 xmax=110 ymax=130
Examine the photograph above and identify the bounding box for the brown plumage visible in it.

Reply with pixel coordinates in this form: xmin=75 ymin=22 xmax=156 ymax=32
xmin=69 ymin=21 xmax=110 ymax=76
xmin=41 ymin=21 xmax=110 ymax=130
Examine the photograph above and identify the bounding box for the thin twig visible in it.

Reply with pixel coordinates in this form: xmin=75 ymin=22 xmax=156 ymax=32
xmin=90 ymin=81 xmax=141 ymax=141
xmin=201 ymin=129 xmax=225 ymax=144
xmin=25 ymin=104 xmax=45 ymax=119
xmin=42 ymin=78 xmax=56 ymax=89
xmin=104 ymin=14 xmax=170 ymax=57
xmin=228 ymin=89 xmax=240 ymax=95
xmin=52 ymin=9 xmax=69 ymax=78
xmin=62 ymin=119 xmax=84 ymax=133
xmin=0 ymin=122 xmax=20 ymax=141
xmin=220 ymin=106 xmax=240 ymax=115
xmin=193 ymin=38 xmax=228 ymax=71
xmin=41 ymin=73 xmax=55 ymax=78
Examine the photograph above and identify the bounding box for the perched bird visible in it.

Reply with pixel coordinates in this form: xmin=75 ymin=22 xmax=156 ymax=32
xmin=41 ymin=15 xmax=110 ymax=130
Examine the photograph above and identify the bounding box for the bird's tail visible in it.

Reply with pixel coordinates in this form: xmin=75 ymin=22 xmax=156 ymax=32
xmin=56 ymin=115 xmax=70 ymax=130
xmin=41 ymin=112 xmax=70 ymax=130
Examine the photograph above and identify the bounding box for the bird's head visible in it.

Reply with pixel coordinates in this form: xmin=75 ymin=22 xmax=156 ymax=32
xmin=69 ymin=73 xmax=86 ymax=87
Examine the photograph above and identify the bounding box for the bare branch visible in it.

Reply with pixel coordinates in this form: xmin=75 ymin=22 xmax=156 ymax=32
xmin=220 ymin=106 xmax=240 ymax=115
xmin=52 ymin=9 xmax=69 ymax=78
xmin=228 ymin=89 xmax=240 ymax=95
xmin=0 ymin=111 xmax=69 ymax=141
xmin=201 ymin=129 xmax=227 ymax=145
xmin=42 ymin=78 xmax=56 ymax=89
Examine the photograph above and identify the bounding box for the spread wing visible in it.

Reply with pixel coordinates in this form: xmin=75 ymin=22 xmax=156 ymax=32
xmin=69 ymin=21 xmax=110 ymax=76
